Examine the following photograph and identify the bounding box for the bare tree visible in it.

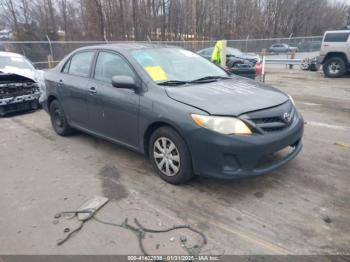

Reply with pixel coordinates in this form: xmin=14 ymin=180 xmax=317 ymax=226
xmin=0 ymin=0 xmax=348 ymax=41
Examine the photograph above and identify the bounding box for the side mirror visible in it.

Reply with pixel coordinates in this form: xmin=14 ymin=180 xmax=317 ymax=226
xmin=111 ymin=75 xmax=137 ymax=89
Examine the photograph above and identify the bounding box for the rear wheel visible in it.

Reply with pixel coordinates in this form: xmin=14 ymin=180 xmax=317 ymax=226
xmin=323 ymin=57 xmax=346 ymax=78
xmin=49 ymin=100 xmax=73 ymax=136
xmin=149 ymin=127 xmax=193 ymax=184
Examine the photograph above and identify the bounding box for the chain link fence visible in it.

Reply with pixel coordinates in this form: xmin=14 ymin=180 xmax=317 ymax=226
xmin=0 ymin=36 xmax=322 ymax=69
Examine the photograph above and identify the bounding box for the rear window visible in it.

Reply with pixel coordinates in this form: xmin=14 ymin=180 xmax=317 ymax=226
xmin=324 ymin=33 xmax=350 ymax=42
xmin=68 ymin=51 xmax=94 ymax=77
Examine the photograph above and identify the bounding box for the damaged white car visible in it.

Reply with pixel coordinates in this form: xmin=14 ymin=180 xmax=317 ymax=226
xmin=0 ymin=51 xmax=45 ymax=116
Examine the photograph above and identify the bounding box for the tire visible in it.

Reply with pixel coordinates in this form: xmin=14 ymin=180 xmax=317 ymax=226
xmin=149 ymin=126 xmax=193 ymax=185
xmin=323 ymin=57 xmax=346 ymax=78
xmin=49 ymin=99 xmax=73 ymax=136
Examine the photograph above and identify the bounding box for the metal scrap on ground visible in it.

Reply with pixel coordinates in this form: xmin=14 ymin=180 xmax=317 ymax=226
xmin=334 ymin=142 xmax=350 ymax=149
xmin=54 ymin=196 xmax=207 ymax=256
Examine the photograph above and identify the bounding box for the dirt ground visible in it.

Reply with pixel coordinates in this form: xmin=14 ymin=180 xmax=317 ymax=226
xmin=0 ymin=68 xmax=349 ymax=255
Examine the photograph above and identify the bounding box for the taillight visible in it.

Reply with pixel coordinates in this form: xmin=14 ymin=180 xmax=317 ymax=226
xmin=255 ymin=62 xmax=262 ymax=76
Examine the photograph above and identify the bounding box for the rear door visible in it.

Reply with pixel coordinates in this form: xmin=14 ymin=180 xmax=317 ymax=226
xmin=87 ymin=51 xmax=140 ymax=148
xmin=58 ymin=51 xmax=95 ymax=127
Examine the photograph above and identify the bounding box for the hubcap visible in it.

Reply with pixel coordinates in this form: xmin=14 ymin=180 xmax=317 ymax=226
xmin=328 ymin=62 xmax=340 ymax=74
xmin=153 ymin=137 xmax=180 ymax=176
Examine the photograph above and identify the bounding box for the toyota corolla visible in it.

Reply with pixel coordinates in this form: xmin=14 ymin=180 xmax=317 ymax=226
xmin=44 ymin=44 xmax=304 ymax=184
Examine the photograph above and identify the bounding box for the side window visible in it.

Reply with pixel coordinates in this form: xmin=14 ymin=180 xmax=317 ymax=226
xmin=68 ymin=51 xmax=94 ymax=77
xmin=61 ymin=59 xmax=70 ymax=73
xmin=94 ymin=52 xmax=136 ymax=83
xmin=324 ymin=33 xmax=350 ymax=42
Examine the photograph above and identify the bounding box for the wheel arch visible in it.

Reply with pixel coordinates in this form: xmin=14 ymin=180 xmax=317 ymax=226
xmin=47 ymin=94 xmax=58 ymax=109
xmin=143 ymin=121 xmax=184 ymax=158
xmin=323 ymin=52 xmax=348 ymax=65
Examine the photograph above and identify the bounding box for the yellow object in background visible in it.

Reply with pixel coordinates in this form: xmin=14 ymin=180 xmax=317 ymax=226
xmin=145 ymin=66 xmax=168 ymax=81
xmin=211 ymin=40 xmax=223 ymax=65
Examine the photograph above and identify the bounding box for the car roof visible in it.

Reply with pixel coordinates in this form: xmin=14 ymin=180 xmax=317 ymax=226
xmin=0 ymin=51 xmax=25 ymax=58
xmin=75 ymin=43 xmax=180 ymax=52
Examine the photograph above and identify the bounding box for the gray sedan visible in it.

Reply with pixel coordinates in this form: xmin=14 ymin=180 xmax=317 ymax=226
xmin=268 ymin=43 xmax=298 ymax=54
xmin=44 ymin=44 xmax=304 ymax=184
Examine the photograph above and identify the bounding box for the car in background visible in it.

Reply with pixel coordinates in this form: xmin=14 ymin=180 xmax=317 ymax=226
xmin=319 ymin=29 xmax=350 ymax=78
xmin=268 ymin=43 xmax=298 ymax=54
xmin=0 ymin=52 xmax=44 ymax=116
xmin=198 ymin=47 xmax=260 ymax=65
xmin=197 ymin=47 xmax=260 ymax=79
xmin=0 ymin=29 xmax=11 ymax=40
xmin=44 ymin=44 xmax=303 ymax=184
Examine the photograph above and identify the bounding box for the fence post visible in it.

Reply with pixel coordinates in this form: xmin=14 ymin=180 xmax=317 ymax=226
xmin=245 ymin=35 xmax=249 ymax=52
xmin=46 ymin=35 xmax=54 ymax=59
xmin=289 ymin=49 xmax=296 ymax=69
xmin=47 ymin=54 xmax=54 ymax=68
xmin=262 ymin=55 xmax=266 ymax=82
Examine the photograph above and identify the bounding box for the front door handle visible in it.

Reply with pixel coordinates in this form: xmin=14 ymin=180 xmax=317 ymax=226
xmin=89 ymin=87 xmax=97 ymax=95
xmin=58 ymin=79 xmax=63 ymax=87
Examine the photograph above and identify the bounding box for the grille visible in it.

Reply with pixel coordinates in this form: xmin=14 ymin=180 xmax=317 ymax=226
xmin=253 ymin=117 xmax=281 ymax=124
xmin=240 ymin=100 xmax=295 ymax=133
xmin=262 ymin=126 xmax=286 ymax=132
xmin=251 ymin=114 xmax=293 ymax=133
xmin=0 ymin=82 xmax=38 ymax=99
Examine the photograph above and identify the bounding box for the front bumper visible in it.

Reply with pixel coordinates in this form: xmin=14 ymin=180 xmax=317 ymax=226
xmin=185 ymin=111 xmax=304 ymax=178
xmin=0 ymin=93 xmax=40 ymax=116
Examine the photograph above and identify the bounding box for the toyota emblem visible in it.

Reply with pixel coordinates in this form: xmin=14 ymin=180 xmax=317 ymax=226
xmin=283 ymin=112 xmax=292 ymax=123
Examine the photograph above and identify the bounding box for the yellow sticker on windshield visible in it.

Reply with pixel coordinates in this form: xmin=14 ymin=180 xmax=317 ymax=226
xmin=144 ymin=66 xmax=168 ymax=81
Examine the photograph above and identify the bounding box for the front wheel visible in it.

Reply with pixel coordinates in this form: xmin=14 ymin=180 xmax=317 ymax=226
xmin=149 ymin=127 xmax=193 ymax=184
xmin=323 ymin=57 xmax=346 ymax=78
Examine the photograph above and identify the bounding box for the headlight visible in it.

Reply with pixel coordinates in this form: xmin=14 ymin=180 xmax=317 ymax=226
xmin=191 ymin=114 xmax=252 ymax=135
xmin=288 ymin=94 xmax=295 ymax=106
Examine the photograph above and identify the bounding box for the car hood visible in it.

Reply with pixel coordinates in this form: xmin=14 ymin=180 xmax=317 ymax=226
xmin=165 ymin=77 xmax=288 ymax=116
xmin=0 ymin=67 xmax=37 ymax=81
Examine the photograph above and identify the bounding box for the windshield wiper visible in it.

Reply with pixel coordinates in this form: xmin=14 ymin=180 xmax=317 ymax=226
xmin=190 ymin=76 xmax=231 ymax=83
xmin=157 ymin=80 xmax=189 ymax=86
xmin=157 ymin=76 xmax=231 ymax=86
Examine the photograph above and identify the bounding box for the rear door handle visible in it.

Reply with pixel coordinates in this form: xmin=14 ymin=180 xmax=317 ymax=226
xmin=89 ymin=86 xmax=97 ymax=94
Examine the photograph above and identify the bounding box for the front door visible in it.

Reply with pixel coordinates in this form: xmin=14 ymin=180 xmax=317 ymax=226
xmin=87 ymin=51 xmax=140 ymax=148
xmin=58 ymin=51 xmax=95 ymax=127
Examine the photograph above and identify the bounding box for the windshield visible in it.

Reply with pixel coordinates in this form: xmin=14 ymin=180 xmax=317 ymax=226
xmin=132 ymin=48 xmax=228 ymax=83
xmin=0 ymin=55 xmax=34 ymax=70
